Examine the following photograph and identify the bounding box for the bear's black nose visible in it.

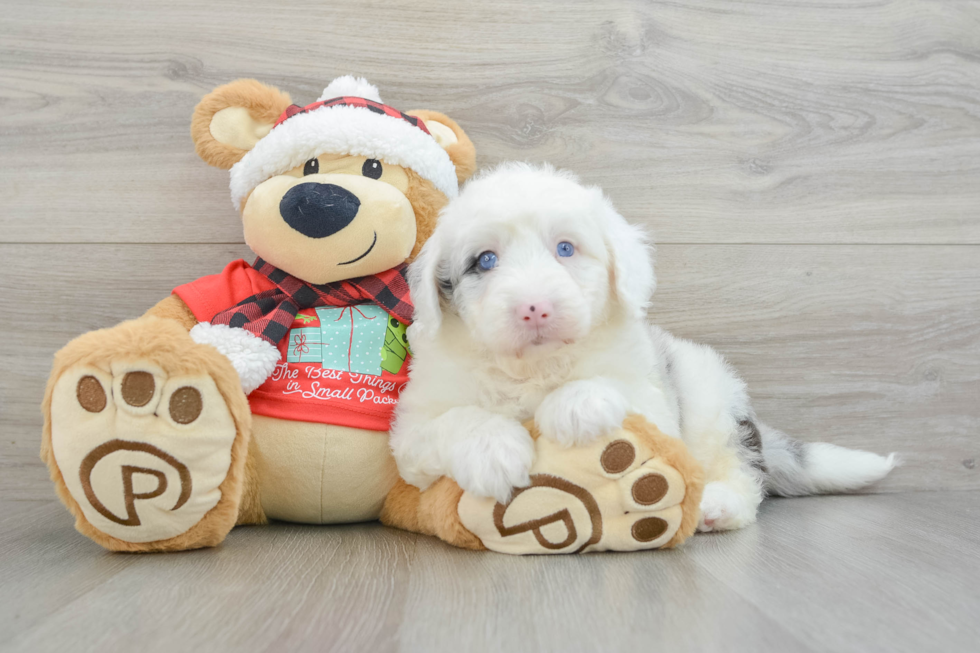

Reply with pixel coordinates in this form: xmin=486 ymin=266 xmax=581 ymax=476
xmin=279 ymin=183 xmax=361 ymax=239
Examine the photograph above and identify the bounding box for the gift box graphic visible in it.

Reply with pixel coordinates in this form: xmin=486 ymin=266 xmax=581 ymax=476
xmin=286 ymin=326 xmax=323 ymax=363
xmin=316 ymin=305 xmax=386 ymax=375
xmin=284 ymin=304 xmax=409 ymax=375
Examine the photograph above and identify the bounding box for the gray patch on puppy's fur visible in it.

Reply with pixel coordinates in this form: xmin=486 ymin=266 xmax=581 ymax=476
xmin=738 ymin=419 xmax=767 ymax=473
xmin=786 ymin=436 xmax=807 ymax=467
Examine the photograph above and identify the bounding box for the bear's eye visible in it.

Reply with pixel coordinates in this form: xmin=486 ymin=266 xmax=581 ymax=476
xmin=477 ymin=251 xmax=498 ymax=271
xmin=557 ymin=241 xmax=575 ymax=258
xmin=362 ymin=159 xmax=383 ymax=180
xmin=303 ymin=158 xmax=319 ymax=176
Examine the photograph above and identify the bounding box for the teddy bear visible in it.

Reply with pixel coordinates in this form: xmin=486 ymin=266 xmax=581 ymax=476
xmin=40 ymin=76 xmax=476 ymax=551
xmin=40 ymin=75 xmax=704 ymax=554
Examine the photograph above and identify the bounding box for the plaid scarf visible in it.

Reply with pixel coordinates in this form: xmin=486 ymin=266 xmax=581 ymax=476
xmin=211 ymin=258 xmax=413 ymax=346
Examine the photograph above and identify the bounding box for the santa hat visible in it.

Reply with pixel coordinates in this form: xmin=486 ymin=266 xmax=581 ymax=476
xmin=229 ymin=75 xmax=459 ymax=208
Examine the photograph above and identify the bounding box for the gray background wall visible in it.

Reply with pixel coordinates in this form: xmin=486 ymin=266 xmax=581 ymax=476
xmin=1 ymin=0 xmax=978 ymax=500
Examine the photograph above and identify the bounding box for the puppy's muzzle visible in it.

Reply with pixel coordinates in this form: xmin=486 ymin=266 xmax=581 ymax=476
xmin=279 ymin=182 xmax=361 ymax=239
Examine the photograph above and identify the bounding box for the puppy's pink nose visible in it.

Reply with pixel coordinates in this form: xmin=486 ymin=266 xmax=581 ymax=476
xmin=517 ymin=301 xmax=554 ymax=327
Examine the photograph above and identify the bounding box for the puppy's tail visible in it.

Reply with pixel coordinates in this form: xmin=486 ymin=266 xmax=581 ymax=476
xmin=759 ymin=423 xmax=898 ymax=497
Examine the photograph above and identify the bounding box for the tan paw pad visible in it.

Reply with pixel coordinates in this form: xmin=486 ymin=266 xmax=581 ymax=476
xmin=49 ymin=363 xmax=237 ymax=544
xmin=458 ymin=426 xmax=688 ymax=555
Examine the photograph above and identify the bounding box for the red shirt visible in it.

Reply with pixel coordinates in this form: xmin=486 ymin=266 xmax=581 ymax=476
xmin=173 ymin=260 xmax=411 ymax=431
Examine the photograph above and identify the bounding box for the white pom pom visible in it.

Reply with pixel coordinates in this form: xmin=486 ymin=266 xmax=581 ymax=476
xmin=190 ymin=322 xmax=281 ymax=394
xmin=318 ymin=75 xmax=382 ymax=103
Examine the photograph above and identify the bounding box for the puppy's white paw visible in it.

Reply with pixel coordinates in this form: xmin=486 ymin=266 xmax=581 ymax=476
xmin=449 ymin=417 xmax=534 ymax=504
xmin=698 ymin=482 xmax=758 ymax=532
xmin=535 ymin=379 xmax=629 ymax=447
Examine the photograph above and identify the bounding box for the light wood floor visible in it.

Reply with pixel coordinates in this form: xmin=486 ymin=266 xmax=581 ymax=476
xmin=1 ymin=0 xmax=978 ymax=650
xmin=2 ymin=492 xmax=978 ymax=652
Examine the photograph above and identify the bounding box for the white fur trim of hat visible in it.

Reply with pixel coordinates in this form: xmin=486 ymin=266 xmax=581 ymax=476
xmin=229 ymin=75 xmax=459 ymax=209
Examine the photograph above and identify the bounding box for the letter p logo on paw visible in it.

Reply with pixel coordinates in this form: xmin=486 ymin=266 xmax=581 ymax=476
xmin=489 ymin=475 xmax=603 ymax=553
xmin=49 ymin=365 xmax=238 ymax=544
xmin=79 ymin=440 xmax=192 ymax=527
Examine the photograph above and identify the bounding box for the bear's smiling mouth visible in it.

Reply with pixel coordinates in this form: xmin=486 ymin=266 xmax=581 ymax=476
xmin=338 ymin=231 xmax=378 ymax=265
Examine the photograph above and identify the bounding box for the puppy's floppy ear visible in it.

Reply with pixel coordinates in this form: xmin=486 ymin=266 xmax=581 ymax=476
xmin=407 ymin=110 xmax=477 ymax=185
xmin=408 ymin=230 xmax=446 ymax=339
xmin=600 ymin=196 xmax=656 ymax=319
xmin=191 ymin=79 xmax=293 ymax=170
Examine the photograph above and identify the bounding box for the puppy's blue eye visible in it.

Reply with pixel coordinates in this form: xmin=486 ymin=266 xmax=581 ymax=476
xmin=557 ymin=241 xmax=575 ymax=257
xmin=477 ymin=251 xmax=498 ymax=271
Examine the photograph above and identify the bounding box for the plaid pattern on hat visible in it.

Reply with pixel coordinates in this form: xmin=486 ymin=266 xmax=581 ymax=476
xmin=275 ymin=96 xmax=431 ymax=135
xmin=210 ymin=258 xmax=413 ymax=346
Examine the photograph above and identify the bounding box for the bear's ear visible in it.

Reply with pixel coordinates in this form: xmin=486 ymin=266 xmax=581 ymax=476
xmin=191 ymin=79 xmax=293 ymax=170
xmin=407 ymin=110 xmax=477 ymax=185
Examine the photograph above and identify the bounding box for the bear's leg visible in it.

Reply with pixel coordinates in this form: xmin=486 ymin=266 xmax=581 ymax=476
xmin=387 ymin=415 xmax=704 ymax=554
xmin=381 ymin=478 xmax=486 ymax=550
xmin=41 ymin=315 xmax=254 ymax=551
xmin=379 ymin=479 xmax=422 ymax=533
xmin=235 ymin=443 xmax=267 ymax=526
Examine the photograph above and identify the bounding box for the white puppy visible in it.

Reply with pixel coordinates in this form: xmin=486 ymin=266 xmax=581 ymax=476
xmin=391 ymin=163 xmax=896 ymax=532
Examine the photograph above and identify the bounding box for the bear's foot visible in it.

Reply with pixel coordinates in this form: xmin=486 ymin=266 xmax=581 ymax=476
xmin=41 ymin=317 xmax=252 ymax=552
xmin=456 ymin=415 xmax=704 ymax=554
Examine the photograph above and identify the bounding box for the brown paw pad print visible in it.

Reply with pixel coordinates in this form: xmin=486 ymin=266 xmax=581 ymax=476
xmin=600 ymin=439 xmax=635 ymax=474
xmin=121 ymin=371 xmax=155 ymax=407
xmin=74 ymin=373 xmax=203 ymax=424
xmin=632 ymin=516 xmax=669 ymax=542
xmin=600 ymin=439 xmax=673 ymax=543
xmin=632 ymin=472 xmax=669 ymax=505
xmin=168 ymin=387 xmax=203 ymax=424
xmin=76 ymin=375 xmax=107 ymax=413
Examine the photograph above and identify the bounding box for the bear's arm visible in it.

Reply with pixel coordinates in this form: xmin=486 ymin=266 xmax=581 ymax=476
xmin=144 ymin=294 xmax=199 ymax=330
